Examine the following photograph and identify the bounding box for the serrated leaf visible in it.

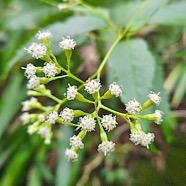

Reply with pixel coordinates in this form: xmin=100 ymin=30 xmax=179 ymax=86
xmin=108 ymin=38 xmax=155 ymax=103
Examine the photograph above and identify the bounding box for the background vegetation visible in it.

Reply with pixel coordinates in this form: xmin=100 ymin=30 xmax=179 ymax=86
xmin=0 ymin=0 xmax=186 ymax=185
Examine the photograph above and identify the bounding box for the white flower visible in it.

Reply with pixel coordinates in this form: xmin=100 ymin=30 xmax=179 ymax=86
xmin=78 ymin=115 xmax=96 ymax=132
xmin=97 ymin=141 xmax=115 ymax=156
xmin=109 ymin=82 xmax=122 ymax=97
xmin=69 ymin=135 xmax=84 ymax=149
xmin=22 ymin=97 xmax=38 ymax=111
xmin=27 ymin=125 xmax=37 ymax=135
xmin=38 ymin=126 xmax=50 ymax=138
xmin=148 ymin=91 xmax=162 ymax=105
xmin=64 ymin=85 xmax=78 ymax=100
xmin=25 ymin=43 xmax=47 ymax=59
xmin=43 ymin=62 xmax=58 ymax=78
xmin=20 ymin=112 xmax=30 ymax=124
xmin=38 ymin=114 xmax=45 ymax=122
xmin=101 ymin=114 xmax=118 ymax=132
xmin=60 ymin=107 xmax=74 ymax=124
xmin=141 ymin=133 xmax=155 ymax=149
xmin=129 ymin=131 xmax=155 ymax=149
xmin=129 ymin=131 xmax=144 ymax=146
xmin=154 ymin=110 xmax=163 ymax=125
xmin=47 ymin=111 xmax=58 ymax=124
xmin=84 ymin=79 xmax=101 ymax=94
xmin=65 ymin=148 xmax=78 ymax=161
xmin=44 ymin=138 xmax=51 ymax=144
xmin=125 ymin=98 xmax=141 ymax=114
xmin=27 ymin=75 xmax=40 ymax=89
xmin=22 ymin=63 xmax=36 ymax=79
xmin=59 ymin=36 xmax=76 ymax=50
xmin=36 ymin=30 xmax=51 ymax=40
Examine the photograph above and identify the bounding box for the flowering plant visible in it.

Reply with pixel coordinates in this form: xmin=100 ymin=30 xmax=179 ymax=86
xmin=21 ymin=30 xmax=163 ymax=161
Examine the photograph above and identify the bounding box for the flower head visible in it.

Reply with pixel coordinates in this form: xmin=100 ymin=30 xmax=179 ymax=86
xmin=154 ymin=110 xmax=163 ymax=124
xmin=109 ymin=82 xmax=122 ymax=97
xmin=27 ymin=125 xmax=37 ymax=135
xmin=125 ymin=98 xmax=141 ymax=114
xmin=60 ymin=107 xmax=74 ymax=124
xmin=38 ymin=114 xmax=45 ymax=122
xmin=64 ymin=84 xmax=78 ymax=100
xmin=69 ymin=135 xmax=84 ymax=149
xmin=27 ymin=75 xmax=40 ymax=89
xmin=78 ymin=115 xmax=96 ymax=132
xmin=25 ymin=43 xmax=47 ymax=59
xmin=129 ymin=131 xmax=155 ymax=149
xmin=36 ymin=30 xmax=51 ymax=40
xmin=65 ymin=148 xmax=78 ymax=161
xmin=148 ymin=91 xmax=162 ymax=105
xmin=97 ymin=141 xmax=115 ymax=156
xmin=43 ymin=62 xmax=58 ymax=78
xmin=20 ymin=112 xmax=30 ymax=124
xmin=47 ymin=111 xmax=58 ymax=124
xmin=101 ymin=114 xmax=118 ymax=132
xmin=38 ymin=126 xmax=50 ymax=138
xmin=84 ymin=79 xmax=101 ymax=94
xmin=22 ymin=63 xmax=36 ymax=79
xmin=59 ymin=36 xmax=76 ymax=50
xmin=22 ymin=97 xmax=38 ymax=111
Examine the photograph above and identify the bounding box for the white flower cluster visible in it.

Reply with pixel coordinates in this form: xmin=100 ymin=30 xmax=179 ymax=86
xmin=109 ymin=82 xmax=122 ymax=97
xmin=36 ymin=30 xmax=51 ymax=40
xmin=60 ymin=107 xmax=74 ymax=124
xmin=47 ymin=111 xmax=58 ymax=124
xmin=64 ymin=85 xmax=78 ymax=100
xmin=78 ymin=115 xmax=96 ymax=132
xmin=22 ymin=63 xmax=36 ymax=79
xmin=65 ymin=149 xmax=78 ymax=161
xmin=101 ymin=114 xmax=118 ymax=131
xmin=22 ymin=97 xmax=38 ymax=111
xmin=125 ymin=98 xmax=141 ymax=115
xmin=27 ymin=75 xmax=40 ymax=89
xmin=59 ymin=36 xmax=76 ymax=50
xmin=97 ymin=141 xmax=115 ymax=156
xmin=69 ymin=135 xmax=84 ymax=149
xmin=43 ymin=62 xmax=58 ymax=78
xmin=129 ymin=131 xmax=155 ymax=149
xmin=148 ymin=91 xmax=162 ymax=105
xmin=84 ymin=79 xmax=101 ymax=94
xmin=25 ymin=43 xmax=47 ymax=59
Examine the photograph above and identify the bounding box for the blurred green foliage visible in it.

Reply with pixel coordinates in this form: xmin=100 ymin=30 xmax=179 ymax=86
xmin=0 ymin=0 xmax=186 ymax=185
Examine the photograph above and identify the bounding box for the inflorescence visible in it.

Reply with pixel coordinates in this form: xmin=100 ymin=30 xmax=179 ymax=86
xmin=20 ymin=31 xmax=163 ymax=161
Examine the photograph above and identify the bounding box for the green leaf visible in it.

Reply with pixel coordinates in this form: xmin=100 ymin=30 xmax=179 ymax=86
xmin=151 ymin=1 xmax=186 ymax=26
xmin=55 ymin=126 xmax=73 ymax=186
xmin=108 ymin=38 xmax=155 ymax=103
xmin=111 ymin=0 xmax=168 ymax=29
xmin=4 ymin=0 xmax=54 ymax=29
xmin=0 ymin=73 xmax=26 ymax=137
xmin=27 ymin=166 xmax=42 ymax=186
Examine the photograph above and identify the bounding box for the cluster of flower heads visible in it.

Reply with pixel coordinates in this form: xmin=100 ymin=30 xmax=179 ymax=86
xmin=21 ymin=31 xmax=164 ymax=162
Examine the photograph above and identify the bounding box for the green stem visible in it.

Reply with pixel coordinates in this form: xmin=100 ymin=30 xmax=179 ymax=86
xmin=91 ymin=0 xmax=151 ymax=79
xmin=100 ymin=104 xmax=126 ymax=118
